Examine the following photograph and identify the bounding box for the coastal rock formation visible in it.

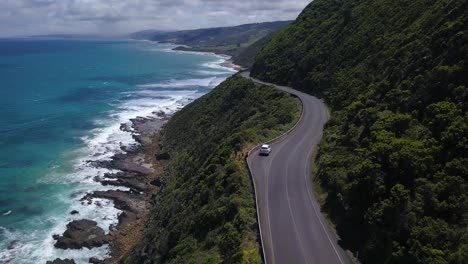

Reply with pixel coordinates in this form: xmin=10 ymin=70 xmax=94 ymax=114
xmin=100 ymin=176 xmax=147 ymax=192
xmin=88 ymin=257 xmax=104 ymax=264
xmin=81 ymin=190 xmax=145 ymax=213
xmin=53 ymin=220 xmax=109 ymax=249
xmin=111 ymin=159 xmax=153 ymax=175
xmin=46 ymin=258 xmax=76 ymax=264
xmin=66 ymin=115 xmax=168 ymax=261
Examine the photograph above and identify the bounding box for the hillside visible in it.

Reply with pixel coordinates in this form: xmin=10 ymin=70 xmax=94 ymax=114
xmin=252 ymin=0 xmax=467 ymax=263
xmin=123 ymin=75 xmax=300 ymax=263
xmin=231 ymin=33 xmax=275 ymax=70
xmin=131 ymin=21 xmax=291 ymax=67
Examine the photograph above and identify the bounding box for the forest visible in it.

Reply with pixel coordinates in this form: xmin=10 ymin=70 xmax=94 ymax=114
xmin=123 ymin=75 xmax=300 ymax=263
xmin=252 ymin=0 xmax=467 ymax=263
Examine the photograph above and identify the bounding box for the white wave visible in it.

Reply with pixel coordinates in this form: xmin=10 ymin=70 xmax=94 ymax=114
xmin=36 ymin=87 xmax=203 ymax=259
xmin=3 ymin=42 xmax=238 ymax=263
xmin=0 ymin=225 xmax=111 ymax=264
xmin=194 ymin=70 xmax=229 ymax=76
xmin=1 ymin=210 xmax=11 ymax=216
xmin=144 ymin=41 xmax=239 ymax=74
xmin=138 ymin=77 xmax=226 ymax=89
xmin=201 ymin=57 xmax=238 ymax=73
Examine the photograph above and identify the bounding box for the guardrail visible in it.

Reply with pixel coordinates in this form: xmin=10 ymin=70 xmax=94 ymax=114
xmin=244 ymin=76 xmax=306 ymax=264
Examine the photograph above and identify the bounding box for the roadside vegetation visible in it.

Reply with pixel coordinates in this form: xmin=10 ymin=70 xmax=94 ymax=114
xmin=124 ymin=75 xmax=300 ymax=263
xmin=252 ymin=0 xmax=467 ymax=263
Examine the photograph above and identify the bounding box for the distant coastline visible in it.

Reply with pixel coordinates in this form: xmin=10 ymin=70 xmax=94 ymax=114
xmin=171 ymin=45 xmax=245 ymax=70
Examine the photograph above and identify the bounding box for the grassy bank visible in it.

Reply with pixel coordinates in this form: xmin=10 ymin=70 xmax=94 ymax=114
xmin=123 ymin=75 xmax=300 ymax=263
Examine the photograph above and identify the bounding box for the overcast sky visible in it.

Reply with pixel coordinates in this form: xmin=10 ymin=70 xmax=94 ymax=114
xmin=0 ymin=0 xmax=311 ymax=37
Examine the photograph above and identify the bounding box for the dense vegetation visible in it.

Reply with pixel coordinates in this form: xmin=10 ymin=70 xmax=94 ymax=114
xmin=131 ymin=21 xmax=291 ymax=68
xmin=252 ymin=0 xmax=467 ymax=263
xmin=124 ymin=75 xmax=299 ymax=263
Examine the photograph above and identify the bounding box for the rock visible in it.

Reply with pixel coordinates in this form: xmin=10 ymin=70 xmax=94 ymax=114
xmin=131 ymin=116 xmax=165 ymax=134
xmin=132 ymin=134 xmax=146 ymax=145
xmin=7 ymin=240 xmax=19 ymax=250
xmin=46 ymin=259 xmax=76 ymax=264
xmin=154 ymin=111 xmax=166 ymax=118
xmin=111 ymin=160 xmax=153 ymax=175
xmin=70 ymin=210 xmax=79 ymax=215
xmin=89 ymin=257 xmax=104 ymax=264
xmin=101 ymin=177 xmax=147 ymax=192
xmin=120 ymin=123 xmax=132 ymax=133
xmin=87 ymin=160 xmax=113 ymax=169
xmin=82 ymin=190 xmax=145 ymax=213
xmin=53 ymin=220 xmax=109 ymax=249
xmin=88 ymin=155 xmax=152 ymax=175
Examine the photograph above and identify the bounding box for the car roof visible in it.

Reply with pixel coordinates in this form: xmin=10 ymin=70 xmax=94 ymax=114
xmin=261 ymin=144 xmax=270 ymax=148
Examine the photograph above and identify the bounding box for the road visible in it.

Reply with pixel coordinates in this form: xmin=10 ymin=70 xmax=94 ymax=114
xmin=241 ymin=72 xmax=352 ymax=264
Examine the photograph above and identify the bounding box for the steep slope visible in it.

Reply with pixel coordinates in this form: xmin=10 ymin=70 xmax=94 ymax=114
xmin=123 ymin=75 xmax=300 ymax=263
xmin=232 ymin=33 xmax=275 ymax=69
xmin=252 ymin=0 xmax=467 ymax=263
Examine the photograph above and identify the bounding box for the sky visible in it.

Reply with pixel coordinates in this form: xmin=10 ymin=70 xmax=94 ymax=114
xmin=0 ymin=0 xmax=312 ymax=37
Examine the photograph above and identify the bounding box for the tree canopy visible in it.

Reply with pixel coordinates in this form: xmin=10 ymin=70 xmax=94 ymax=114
xmin=252 ymin=0 xmax=467 ymax=263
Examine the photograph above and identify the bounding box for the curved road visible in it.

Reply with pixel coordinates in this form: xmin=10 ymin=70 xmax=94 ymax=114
xmin=241 ymin=72 xmax=352 ymax=264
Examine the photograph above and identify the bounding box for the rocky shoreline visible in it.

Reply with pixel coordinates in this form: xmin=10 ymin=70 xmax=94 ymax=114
xmin=47 ymin=112 xmax=171 ymax=264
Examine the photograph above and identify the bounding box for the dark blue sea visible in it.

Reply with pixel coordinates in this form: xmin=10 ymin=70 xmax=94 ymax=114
xmin=0 ymin=39 xmax=236 ymax=263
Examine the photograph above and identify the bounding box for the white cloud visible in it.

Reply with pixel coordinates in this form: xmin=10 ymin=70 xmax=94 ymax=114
xmin=0 ymin=0 xmax=311 ymax=37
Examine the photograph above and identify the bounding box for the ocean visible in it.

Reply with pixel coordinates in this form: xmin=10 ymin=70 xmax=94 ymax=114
xmin=0 ymin=39 xmax=236 ymax=263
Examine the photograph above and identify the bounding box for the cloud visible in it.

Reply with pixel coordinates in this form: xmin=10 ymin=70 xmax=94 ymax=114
xmin=0 ymin=0 xmax=311 ymax=37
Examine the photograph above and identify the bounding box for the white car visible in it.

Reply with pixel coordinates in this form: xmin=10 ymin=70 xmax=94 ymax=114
xmin=259 ymin=144 xmax=272 ymax=156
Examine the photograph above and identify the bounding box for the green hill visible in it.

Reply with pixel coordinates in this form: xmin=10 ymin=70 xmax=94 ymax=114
xmin=252 ymin=0 xmax=467 ymax=263
xmin=123 ymin=76 xmax=300 ymax=263
xmin=232 ymin=33 xmax=276 ymax=70
xmin=131 ymin=21 xmax=291 ymax=68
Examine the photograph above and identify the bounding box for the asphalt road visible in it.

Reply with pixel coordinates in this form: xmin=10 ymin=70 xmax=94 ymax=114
xmin=241 ymin=72 xmax=352 ymax=264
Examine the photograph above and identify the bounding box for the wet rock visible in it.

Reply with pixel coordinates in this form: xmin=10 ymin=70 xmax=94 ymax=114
xmin=70 ymin=191 xmax=86 ymax=199
xmin=82 ymin=190 xmax=145 ymax=213
xmin=101 ymin=177 xmax=147 ymax=192
xmin=46 ymin=259 xmax=76 ymax=264
xmin=89 ymin=257 xmax=104 ymax=264
xmin=87 ymin=160 xmax=113 ymax=169
xmin=7 ymin=240 xmax=19 ymax=250
xmin=53 ymin=220 xmax=109 ymax=249
xmin=132 ymin=134 xmax=148 ymax=145
xmin=104 ymin=171 xmax=135 ymax=179
xmin=70 ymin=210 xmax=79 ymax=215
xmin=131 ymin=117 xmax=165 ymax=134
xmin=153 ymin=110 xmax=166 ymax=118
xmin=111 ymin=160 xmax=152 ymax=175
xmin=120 ymin=123 xmax=132 ymax=133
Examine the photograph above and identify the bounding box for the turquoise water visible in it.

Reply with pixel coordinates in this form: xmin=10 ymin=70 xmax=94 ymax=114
xmin=0 ymin=39 xmax=235 ymax=263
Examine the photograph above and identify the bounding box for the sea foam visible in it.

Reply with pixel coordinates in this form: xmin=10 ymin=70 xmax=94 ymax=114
xmin=0 ymin=41 xmax=237 ymax=264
